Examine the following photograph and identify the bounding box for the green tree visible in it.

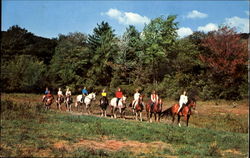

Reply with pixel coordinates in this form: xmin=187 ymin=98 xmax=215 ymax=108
xmin=87 ymin=21 xmax=118 ymax=86
xmin=1 ymin=55 xmax=45 ymax=92
xmin=142 ymin=15 xmax=178 ymax=85
xmin=49 ymin=32 xmax=90 ymax=91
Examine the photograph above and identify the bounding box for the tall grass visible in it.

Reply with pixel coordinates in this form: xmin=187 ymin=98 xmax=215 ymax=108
xmin=1 ymin=99 xmax=248 ymax=157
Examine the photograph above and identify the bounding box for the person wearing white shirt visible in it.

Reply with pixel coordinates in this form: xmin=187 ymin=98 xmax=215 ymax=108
xmin=177 ymin=91 xmax=188 ymax=113
xmin=132 ymin=89 xmax=140 ymax=109
xmin=57 ymin=88 xmax=63 ymax=97
xmin=65 ymin=88 xmax=71 ymax=97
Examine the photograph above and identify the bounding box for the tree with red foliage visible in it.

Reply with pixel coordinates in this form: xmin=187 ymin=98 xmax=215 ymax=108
xmin=199 ymin=26 xmax=248 ymax=99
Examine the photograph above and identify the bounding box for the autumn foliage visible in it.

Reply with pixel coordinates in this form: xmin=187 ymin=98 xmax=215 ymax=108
xmin=200 ymin=26 xmax=247 ymax=77
xmin=199 ymin=26 xmax=248 ymax=99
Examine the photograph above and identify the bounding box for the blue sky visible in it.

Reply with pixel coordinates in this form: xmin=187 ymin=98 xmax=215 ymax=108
xmin=2 ymin=1 xmax=249 ymax=38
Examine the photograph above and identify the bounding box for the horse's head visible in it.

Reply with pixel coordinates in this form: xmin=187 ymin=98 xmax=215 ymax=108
xmin=90 ymin=92 xmax=96 ymax=101
xmin=188 ymin=98 xmax=196 ymax=110
xmin=121 ymin=96 xmax=126 ymax=104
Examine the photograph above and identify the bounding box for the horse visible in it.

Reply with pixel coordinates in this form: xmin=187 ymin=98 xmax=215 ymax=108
xmin=146 ymin=98 xmax=163 ymax=122
xmin=56 ymin=96 xmax=64 ymax=111
xmin=65 ymin=95 xmax=73 ymax=111
xmin=42 ymin=96 xmax=54 ymax=110
xmin=75 ymin=93 xmax=96 ymax=114
xmin=99 ymin=96 xmax=109 ymax=117
xmin=110 ymin=96 xmax=127 ymax=119
xmin=161 ymin=98 xmax=196 ymax=127
xmin=130 ymin=95 xmax=144 ymax=121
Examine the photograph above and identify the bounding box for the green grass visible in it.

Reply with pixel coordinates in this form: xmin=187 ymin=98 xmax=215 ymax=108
xmin=0 ymin=99 xmax=248 ymax=157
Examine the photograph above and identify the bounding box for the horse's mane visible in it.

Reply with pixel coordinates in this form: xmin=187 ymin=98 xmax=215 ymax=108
xmin=186 ymin=97 xmax=196 ymax=105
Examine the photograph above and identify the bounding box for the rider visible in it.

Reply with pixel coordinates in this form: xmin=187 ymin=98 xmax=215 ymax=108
xmin=100 ymin=88 xmax=108 ymax=103
xmin=42 ymin=87 xmax=49 ymax=101
xmin=82 ymin=87 xmax=88 ymax=102
xmin=115 ymin=87 xmax=123 ymax=106
xmin=45 ymin=90 xmax=54 ymax=102
xmin=57 ymin=88 xmax=64 ymax=102
xmin=45 ymin=87 xmax=49 ymax=94
xmin=177 ymin=90 xmax=188 ymax=113
xmin=65 ymin=88 xmax=72 ymax=103
xmin=150 ymin=90 xmax=159 ymax=109
xmin=132 ymin=89 xmax=140 ymax=109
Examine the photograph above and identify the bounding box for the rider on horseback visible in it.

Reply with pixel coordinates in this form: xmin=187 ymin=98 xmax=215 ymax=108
xmin=65 ymin=88 xmax=72 ymax=103
xmin=115 ymin=87 xmax=123 ymax=106
xmin=132 ymin=89 xmax=140 ymax=109
xmin=150 ymin=90 xmax=159 ymax=109
xmin=177 ymin=90 xmax=188 ymax=114
xmin=42 ymin=87 xmax=49 ymax=101
xmin=101 ymin=89 xmax=107 ymax=97
xmin=57 ymin=88 xmax=64 ymax=102
xmin=101 ymin=89 xmax=108 ymax=103
xmin=81 ymin=87 xmax=88 ymax=102
xmin=44 ymin=90 xmax=54 ymax=102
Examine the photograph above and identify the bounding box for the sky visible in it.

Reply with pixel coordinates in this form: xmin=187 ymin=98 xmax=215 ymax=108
xmin=2 ymin=0 xmax=249 ymax=39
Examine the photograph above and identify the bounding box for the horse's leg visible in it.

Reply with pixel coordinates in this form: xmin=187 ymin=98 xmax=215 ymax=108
xmin=172 ymin=114 xmax=175 ymax=124
xmin=114 ymin=108 xmax=117 ymax=119
xmin=154 ymin=113 xmax=157 ymax=122
xmin=111 ymin=107 xmax=113 ymax=118
xmin=186 ymin=115 xmax=190 ymax=126
xmin=86 ymin=105 xmax=90 ymax=115
xmin=135 ymin=112 xmax=138 ymax=121
xmin=101 ymin=109 xmax=103 ymax=117
xmin=178 ymin=115 xmax=181 ymax=127
xmin=140 ymin=112 xmax=142 ymax=122
xmin=133 ymin=109 xmax=135 ymax=119
xmin=150 ymin=112 xmax=153 ymax=123
xmin=104 ymin=110 xmax=107 ymax=117
xmin=122 ymin=109 xmax=125 ymax=120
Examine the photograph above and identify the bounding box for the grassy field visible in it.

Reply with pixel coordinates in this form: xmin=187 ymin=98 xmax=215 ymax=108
xmin=0 ymin=93 xmax=249 ymax=157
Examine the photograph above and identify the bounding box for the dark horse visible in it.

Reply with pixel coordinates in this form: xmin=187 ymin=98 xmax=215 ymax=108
xmin=100 ymin=96 xmax=109 ymax=117
xmin=146 ymin=98 xmax=163 ymax=122
xmin=56 ymin=96 xmax=64 ymax=111
xmin=130 ymin=95 xmax=144 ymax=121
xmin=65 ymin=95 xmax=73 ymax=111
xmin=161 ymin=98 xmax=196 ymax=127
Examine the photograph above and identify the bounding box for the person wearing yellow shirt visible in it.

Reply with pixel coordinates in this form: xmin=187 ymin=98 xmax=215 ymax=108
xmin=101 ymin=89 xmax=107 ymax=97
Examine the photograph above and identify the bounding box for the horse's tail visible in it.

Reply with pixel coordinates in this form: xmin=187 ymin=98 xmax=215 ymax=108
xmin=160 ymin=107 xmax=172 ymax=118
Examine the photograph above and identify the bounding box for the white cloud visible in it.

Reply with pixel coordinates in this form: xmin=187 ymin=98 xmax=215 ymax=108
xmin=224 ymin=16 xmax=249 ymax=33
xmin=187 ymin=10 xmax=208 ymax=19
xmin=197 ymin=23 xmax=218 ymax=32
xmin=103 ymin=8 xmax=150 ymax=26
xmin=177 ymin=27 xmax=193 ymax=38
xmin=105 ymin=8 xmax=122 ymax=18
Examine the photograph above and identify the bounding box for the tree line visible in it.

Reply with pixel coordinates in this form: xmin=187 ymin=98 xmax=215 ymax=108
xmin=1 ymin=15 xmax=248 ymax=100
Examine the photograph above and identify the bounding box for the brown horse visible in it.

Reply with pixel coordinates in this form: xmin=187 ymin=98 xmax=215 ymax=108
xmin=146 ymin=98 xmax=162 ymax=122
xmin=42 ymin=95 xmax=54 ymax=110
xmin=161 ymin=98 xmax=196 ymax=127
xmin=130 ymin=95 xmax=144 ymax=121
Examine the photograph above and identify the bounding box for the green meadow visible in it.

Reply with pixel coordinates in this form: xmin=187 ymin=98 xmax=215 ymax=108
xmin=1 ymin=94 xmax=248 ymax=158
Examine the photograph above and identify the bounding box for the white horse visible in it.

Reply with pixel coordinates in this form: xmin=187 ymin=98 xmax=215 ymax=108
xmin=110 ymin=96 xmax=126 ymax=119
xmin=75 ymin=93 xmax=96 ymax=114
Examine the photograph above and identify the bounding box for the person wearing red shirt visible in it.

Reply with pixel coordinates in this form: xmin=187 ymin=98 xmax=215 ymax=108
xmin=115 ymin=87 xmax=123 ymax=106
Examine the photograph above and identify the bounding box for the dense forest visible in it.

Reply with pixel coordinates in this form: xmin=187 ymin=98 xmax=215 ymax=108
xmin=1 ymin=15 xmax=248 ymax=100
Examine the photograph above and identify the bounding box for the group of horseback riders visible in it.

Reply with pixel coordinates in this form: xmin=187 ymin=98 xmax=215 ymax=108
xmin=42 ymin=86 xmax=188 ymax=115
